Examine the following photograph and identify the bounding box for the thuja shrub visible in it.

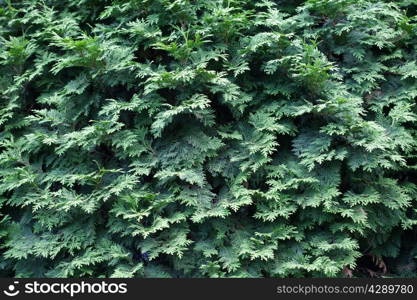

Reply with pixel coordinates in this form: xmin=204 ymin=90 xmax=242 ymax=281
xmin=1 ymin=0 xmax=417 ymax=278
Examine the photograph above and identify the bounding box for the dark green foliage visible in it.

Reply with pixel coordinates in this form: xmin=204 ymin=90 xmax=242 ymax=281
xmin=1 ymin=0 xmax=417 ymax=277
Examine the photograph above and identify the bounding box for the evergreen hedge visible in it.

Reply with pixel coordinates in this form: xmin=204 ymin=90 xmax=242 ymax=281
xmin=1 ymin=0 xmax=417 ymax=277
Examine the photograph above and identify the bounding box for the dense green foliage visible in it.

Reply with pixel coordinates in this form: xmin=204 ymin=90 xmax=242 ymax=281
xmin=1 ymin=0 xmax=417 ymax=278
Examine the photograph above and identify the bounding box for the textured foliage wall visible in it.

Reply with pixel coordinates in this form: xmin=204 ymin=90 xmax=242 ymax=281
xmin=1 ymin=0 xmax=417 ymax=277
